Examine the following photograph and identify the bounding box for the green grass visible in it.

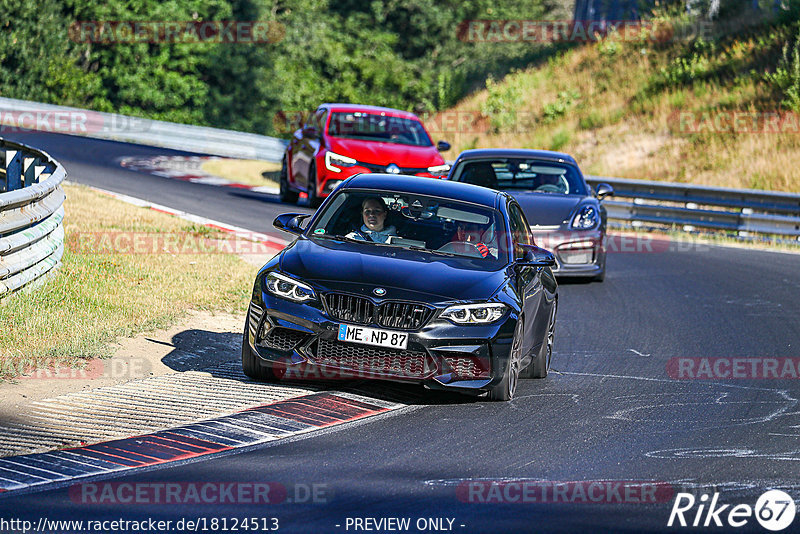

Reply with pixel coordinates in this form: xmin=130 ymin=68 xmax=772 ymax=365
xmin=0 ymin=184 xmax=257 ymax=380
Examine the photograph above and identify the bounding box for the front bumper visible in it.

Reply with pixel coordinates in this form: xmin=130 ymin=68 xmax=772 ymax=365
xmin=531 ymin=228 xmax=605 ymax=277
xmin=246 ymin=293 xmax=516 ymax=396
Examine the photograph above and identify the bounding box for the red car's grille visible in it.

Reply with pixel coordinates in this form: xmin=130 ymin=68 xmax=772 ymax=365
xmin=323 ymin=292 xmax=432 ymax=330
xmin=313 ymin=339 xmax=429 ymax=378
xmin=357 ymin=162 xmax=427 ymax=174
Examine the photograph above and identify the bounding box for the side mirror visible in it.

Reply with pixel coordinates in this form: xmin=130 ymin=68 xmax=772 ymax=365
xmin=516 ymin=244 xmax=556 ymax=267
xmin=595 ymin=182 xmax=614 ymax=200
xmin=436 ymin=140 xmax=451 ymax=152
xmin=302 ymin=125 xmax=319 ymax=139
xmin=273 ymin=213 xmax=311 ymax=235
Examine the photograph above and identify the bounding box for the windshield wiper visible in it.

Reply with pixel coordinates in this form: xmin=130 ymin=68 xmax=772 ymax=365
xmin=403 ymin=245 xmax=458 ymax=257
xmin=310 ymin=233 xmax=391 ymax=246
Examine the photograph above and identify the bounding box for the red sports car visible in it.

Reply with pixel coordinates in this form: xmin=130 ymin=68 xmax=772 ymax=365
xmin=280 ymin=103 xmax=451 ymax=207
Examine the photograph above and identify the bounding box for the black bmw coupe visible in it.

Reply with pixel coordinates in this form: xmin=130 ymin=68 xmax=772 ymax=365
xmin=243 ymin=174 xmax=558 ymax=401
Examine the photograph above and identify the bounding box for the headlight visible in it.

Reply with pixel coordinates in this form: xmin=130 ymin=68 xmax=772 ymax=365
xmin=571 ymin=205 xmax=599 ymax=229
xmin=427 ymin=164 xmax=450 ymax=177
xmin=325 ymin=151 xmax=357 ymax=173
xmin=265 ymin=272 xmax=316 ymax=302
xmin=440 ymin=303 xmax=507 ymax=324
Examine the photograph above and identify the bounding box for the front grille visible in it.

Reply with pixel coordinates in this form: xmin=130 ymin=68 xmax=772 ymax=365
xmin=324 ymin=293 xmax=375 ymax=325
xmin=260 ymin=327 xmax=309 ymax=351
xmin=376 ymin=301 xmax=431 ymax=330
xmin=442 ymin=356 xmax=491 ymax=379
xmin=313 ymin=339 xmax=429 ymax=378
xmin=247 ymin=302 xmax=264 ymax=337
xmin=357 ymin=161 xmax=426 ymax=174
xmin=324 ymin=292 xmax=432 ymax=330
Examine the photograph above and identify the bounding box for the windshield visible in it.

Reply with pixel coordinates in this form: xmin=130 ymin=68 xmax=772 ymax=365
xmin=451 ymin=158 xmax=588 ymax=196
xmin=327 ymin=112 xmax=433 ymax=147
xmin=307 ymin=189 xmax=508 ymax=265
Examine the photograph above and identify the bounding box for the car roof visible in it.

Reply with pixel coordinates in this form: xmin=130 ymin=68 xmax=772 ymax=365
xmin=343 ymin=174 xmax=505 ymax=209
xmin=454 ymin=148 xmax=578 ymax=166
xmin=319 ymin=103 xmax=419 ymax=121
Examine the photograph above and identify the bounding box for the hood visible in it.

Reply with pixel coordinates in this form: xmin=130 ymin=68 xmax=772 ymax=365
xmin=279 ymin=238 xmax=505 ymax=302
xmin=508 ymin=192 xmax=592 ymax=227
xmin=327 ymin=138 xmax=444 ymax=168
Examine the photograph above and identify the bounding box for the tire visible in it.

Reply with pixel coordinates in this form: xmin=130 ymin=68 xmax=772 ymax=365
xmin=279 ymin=156 xmax=299 ymax=204
xmin=523 ymin=299 xmax=556 ymax=379
xmin=307 ymin=162 xmax=322 ymax=209
xmin=594 ymin=254 xmax=606 ymax=282
xmin=241 ymin=325 xmax=278 ymax=381
xmin=487 ymin=320 xmax=522 ymax=401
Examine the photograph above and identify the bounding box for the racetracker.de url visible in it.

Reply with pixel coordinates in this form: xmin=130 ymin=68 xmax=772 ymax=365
xmin=0 ymin=516 xmax=280 ymax=533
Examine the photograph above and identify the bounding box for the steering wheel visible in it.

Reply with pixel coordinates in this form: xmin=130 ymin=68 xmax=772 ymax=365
xmin=536 ymin=184 xmax=564 ymax=193
xmin=437 ymin=241 xmax=485 ymax=258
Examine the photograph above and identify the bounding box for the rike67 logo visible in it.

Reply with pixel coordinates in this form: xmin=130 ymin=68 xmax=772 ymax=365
xmin=668 ymin=490 xmax=796 ymax=531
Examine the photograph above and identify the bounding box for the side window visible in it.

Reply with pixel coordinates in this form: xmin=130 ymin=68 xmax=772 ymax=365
xmin=508 ymin=203 xmax=531 ymax=256
xmin=315 ymin=109 xmax=327 ymax=133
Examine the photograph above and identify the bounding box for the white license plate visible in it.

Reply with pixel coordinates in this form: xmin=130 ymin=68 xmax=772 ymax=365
xmin=337 ymin=324 xmax=408 ymax=350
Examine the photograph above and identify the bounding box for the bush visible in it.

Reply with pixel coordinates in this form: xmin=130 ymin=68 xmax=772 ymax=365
xmin=481 ymin=74 xmax=523 ymax=133
xmin=542 ymin=90 xmax=580 ymax=123
xmin=765 ymin=25 xmax=800 ymax=111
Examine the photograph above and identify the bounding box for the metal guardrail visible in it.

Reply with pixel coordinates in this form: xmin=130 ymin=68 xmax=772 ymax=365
xmin=586 ymin=176 xmax=800 ymax=238
xmin=0 ymin=97 xmax=288 ymax=161
xmin=0 ymin=138 xmax=66 ymax=299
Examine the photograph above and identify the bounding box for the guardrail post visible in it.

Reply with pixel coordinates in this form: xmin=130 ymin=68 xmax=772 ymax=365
xmin=5 ymin=150 xmax=22 ymax=191
xmin=0 ymin=152 xmax=5 ymax=193
xmin=23 ymin=156 xmax=40 ymax=186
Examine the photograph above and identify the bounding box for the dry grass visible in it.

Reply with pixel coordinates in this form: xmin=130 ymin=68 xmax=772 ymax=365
xmin=201 ymin=159 xmax=281 ymax=187
xmin=442 ymin=20 xmax=800 ymax=192
xmin=0 ymin=184 xmax=258 ymax=380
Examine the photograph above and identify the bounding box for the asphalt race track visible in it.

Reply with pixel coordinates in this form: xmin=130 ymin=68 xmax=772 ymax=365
xmin=1 ymin=131 xmax=800 ymax=533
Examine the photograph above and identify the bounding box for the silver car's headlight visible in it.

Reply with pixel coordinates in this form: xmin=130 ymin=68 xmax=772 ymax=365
xmin=265 ymin=272 xmax=316 ymax=302
xmin=571 ymin=205 xmax=599 ymax=229
xmin=440 ymin=303 xmax=507 ymax=324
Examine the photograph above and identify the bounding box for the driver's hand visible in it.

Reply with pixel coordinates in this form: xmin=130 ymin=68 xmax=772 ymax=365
xmin=476 ymin=243 xmax=489 ymax=257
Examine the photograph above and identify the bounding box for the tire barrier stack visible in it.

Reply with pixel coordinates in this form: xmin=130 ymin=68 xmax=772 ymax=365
xmin=0 ymin=138 xmax=66 ymax=299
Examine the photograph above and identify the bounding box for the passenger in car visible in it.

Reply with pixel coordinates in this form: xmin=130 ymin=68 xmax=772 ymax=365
xmin=346 ymin=197 xmax=398 ymax=243
xmin=445 ymin=221 xmax=498 ymax=258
